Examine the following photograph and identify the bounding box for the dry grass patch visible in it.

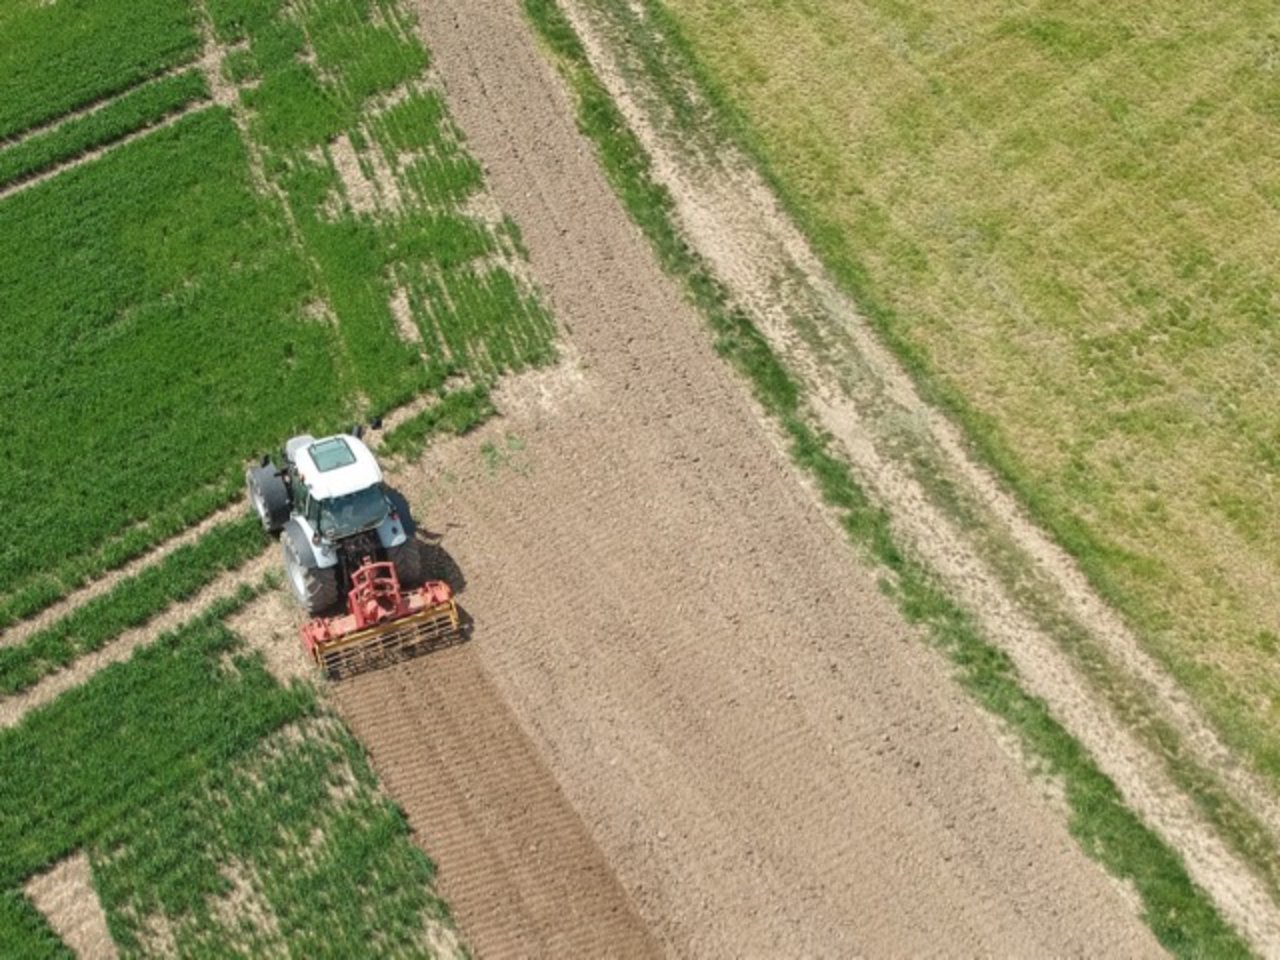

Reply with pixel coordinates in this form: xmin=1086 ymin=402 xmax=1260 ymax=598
xmin=659 ymin=0 xmax=1280 ymax=781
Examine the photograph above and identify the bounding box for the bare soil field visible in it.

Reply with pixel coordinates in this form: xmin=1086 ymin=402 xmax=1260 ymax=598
xmin=335 ymin=647 xmax=660 ymax=958
xmin=302 ymin=0 xmax=1166 ymax=953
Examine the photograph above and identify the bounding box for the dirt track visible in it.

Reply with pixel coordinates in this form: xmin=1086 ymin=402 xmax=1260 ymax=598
xmin=25 ymin=853 xmax=118 ymax=960
xmin=312 ymin=0 xmax=1167 ymax=955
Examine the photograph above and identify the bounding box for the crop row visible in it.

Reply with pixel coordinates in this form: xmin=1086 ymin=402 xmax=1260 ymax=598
xmin=367 ymin=89 xmax=484 ymax=207
xmin=0 ymin=0 xmax=198 ymax=141
xmin=0 ymin=477 xmax=241 ymax=632
xmin=0 ymin=70 xmax=208 ymax=190
xmin=0 ymin=516 xmax=264 ymax=696
xmin=379 ymin=385 xmax=497 ymax=460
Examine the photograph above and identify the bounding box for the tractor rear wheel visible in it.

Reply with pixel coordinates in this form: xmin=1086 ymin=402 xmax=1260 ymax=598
xmin=283 ymin=536 xmax=338 ymax=615
xmin=246 ymin=465 xmax=290 ymax=535
xmin=387 ymin=539 xmax=422 ymax=587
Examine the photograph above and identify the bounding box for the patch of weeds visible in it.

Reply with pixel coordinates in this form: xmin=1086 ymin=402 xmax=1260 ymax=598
xmin=479 ymin=434 xmax=527 ymax=476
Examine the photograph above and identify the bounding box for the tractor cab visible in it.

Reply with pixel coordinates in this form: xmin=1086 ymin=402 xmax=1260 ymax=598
xmin=246 ymin=431 xmax=419 ymax=615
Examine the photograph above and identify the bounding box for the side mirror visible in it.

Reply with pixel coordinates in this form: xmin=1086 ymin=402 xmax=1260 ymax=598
xmin=351 ymin=424 xmax=364 ymax=439
xmin=369 ymin=416 xmax=383 ymax=430
xmin=260 ymin=454 xmax=271 ymax=467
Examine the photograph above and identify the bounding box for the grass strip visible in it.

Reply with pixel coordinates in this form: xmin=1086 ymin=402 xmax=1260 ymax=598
xmin=0 ymin=477 xmax=242 ymax=632
xmin=0 ymin=516 xmax=264 ymax=696
xmin=521 ymin=1 xmax=1248 ymax=954
xmin=0 ymin=70 xmax=208 ymax=189
xmin=380 ymin=385 xmax=496 ymax=460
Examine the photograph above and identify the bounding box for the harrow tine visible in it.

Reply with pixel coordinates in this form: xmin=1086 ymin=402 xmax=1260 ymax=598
xmin=306 ymin=600 xmax=461 ymax=681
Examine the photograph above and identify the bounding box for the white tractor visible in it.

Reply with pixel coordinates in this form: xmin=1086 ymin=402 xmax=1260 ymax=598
xmin=246 ymin=432 xmax=421 ymax=615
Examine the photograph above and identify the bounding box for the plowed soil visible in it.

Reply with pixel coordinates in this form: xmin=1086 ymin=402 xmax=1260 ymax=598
xmin=308 ymin=1 xmax=1166 ymax=956
xmin=335 ymin=649 xmax=660 ymax=958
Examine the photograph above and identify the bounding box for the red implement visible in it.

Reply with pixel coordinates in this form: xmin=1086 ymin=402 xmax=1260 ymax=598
xmin=300 ymin=557 xmax=460 ymax=679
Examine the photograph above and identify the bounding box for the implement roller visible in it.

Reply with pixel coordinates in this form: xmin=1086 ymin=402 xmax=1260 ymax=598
xmin=300 ymin=557 xmax=460 ymax=679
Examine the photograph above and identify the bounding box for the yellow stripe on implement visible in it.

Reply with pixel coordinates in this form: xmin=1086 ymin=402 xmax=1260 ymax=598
xmin=313 ymin=599 xmax=461 ymax=680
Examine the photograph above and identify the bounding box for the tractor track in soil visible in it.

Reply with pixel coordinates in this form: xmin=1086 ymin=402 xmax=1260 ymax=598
xmin=333 ymin=648 xmax=660 ymax=959
xmin=305 ymin=0 xmax=1165 ymax=954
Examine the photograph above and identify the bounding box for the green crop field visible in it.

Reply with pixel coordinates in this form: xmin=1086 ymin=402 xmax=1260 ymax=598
xmin=0 ymin=602 xmax=457 ymax=957
xmin=652 ymin=0 xmax=1280 ymax=785
xmin=0 ymin=0 xmax=553 ymax=620
xmin=0 ymin=0 xmax=199 ymax=140
xmin=0 ymin=0 xmax=558 ymax=953
xmin=0 ymin=69 xmax=209 ymax=189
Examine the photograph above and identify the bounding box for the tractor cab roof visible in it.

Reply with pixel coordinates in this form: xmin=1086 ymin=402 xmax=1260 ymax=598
xmin=293 ymin=435 xmax=383 ymax=500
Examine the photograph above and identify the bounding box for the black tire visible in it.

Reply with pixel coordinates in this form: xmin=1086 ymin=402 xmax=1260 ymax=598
xmin=282 ymin=535 xmax=339 ymax=615
xmin=387 ymin=539 xmax=422 ymax=587
xmin=246 ymin=464 xmax=290 ymax=535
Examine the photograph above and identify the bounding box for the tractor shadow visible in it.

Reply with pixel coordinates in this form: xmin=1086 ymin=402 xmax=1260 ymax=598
xmin=393 ymin=530 xmax=474 ymax=655
xmin=417 ymin=531 xmax=476 ymax=639
xmin=415 ymin=528 xmax=468 ymax=598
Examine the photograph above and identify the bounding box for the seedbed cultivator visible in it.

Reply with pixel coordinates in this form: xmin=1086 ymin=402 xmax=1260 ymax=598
xmin=301 ymin=557 xmax=461 ymax=679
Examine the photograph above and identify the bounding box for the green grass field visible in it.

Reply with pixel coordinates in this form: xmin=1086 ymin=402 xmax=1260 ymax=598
xmin=654 ymin=0 xmax=1280 ymax=786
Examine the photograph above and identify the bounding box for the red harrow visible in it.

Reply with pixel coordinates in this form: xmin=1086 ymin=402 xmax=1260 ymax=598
xmin=300 ymin=557 xmax=460 ymax=679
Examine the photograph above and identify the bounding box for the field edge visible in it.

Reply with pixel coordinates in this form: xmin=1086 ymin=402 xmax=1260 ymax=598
xmin=519 ymin=0 xmax=1249 ymax=954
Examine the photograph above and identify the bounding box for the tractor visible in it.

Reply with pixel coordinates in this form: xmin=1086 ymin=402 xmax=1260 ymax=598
xmin=246 ymin=431 xmax=459 ymax=678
